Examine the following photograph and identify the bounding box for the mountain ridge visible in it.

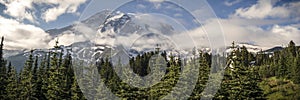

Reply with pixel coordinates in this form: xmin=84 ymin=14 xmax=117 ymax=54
xmin=2 ymin=10 xmax=287 ymax=72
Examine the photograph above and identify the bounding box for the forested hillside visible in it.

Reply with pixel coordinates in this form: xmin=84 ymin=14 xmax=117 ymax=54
xmin=0 ymin=36 xmax=299 ymax=99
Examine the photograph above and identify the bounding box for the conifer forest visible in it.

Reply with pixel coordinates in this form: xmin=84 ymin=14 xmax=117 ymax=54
xmin=1 ymin=0 xmax=300 ymax=99
xmin=0 ymin=35 xmax=299 ymax=100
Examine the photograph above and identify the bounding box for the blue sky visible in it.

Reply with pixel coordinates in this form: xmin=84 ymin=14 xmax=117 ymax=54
xmin=0 ymin=0 xmax=299 ymax=50
xmin=0 ymin=0 xmax=292 ymax=30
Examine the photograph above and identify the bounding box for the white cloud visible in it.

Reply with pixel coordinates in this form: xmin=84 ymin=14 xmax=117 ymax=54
xmin=224 ymin=0 xmax=241 ymax=6
xmin=271 ymin=24 xmax=300 ymax=45
xmin=0 ymin=0 xmax=36 ymax=23
xmin=40 ymin=0 xmax=87 ymax=22
xmin=0 ymin=16 xmax=51 ymax=50
xmin=0 ymin=0 xmax=87 ymax=23
xmin=48 ymin=31 xmax=86 ymax=46
xmin=221 ymin=0 xmax=300 ymax=48
xmin=189 ymin=18 xmax=300 ymax=49
xmin=74 ymin=22 xmax=97 ymax=40
xmin=234 ymin=0 xmax=300 ymax=20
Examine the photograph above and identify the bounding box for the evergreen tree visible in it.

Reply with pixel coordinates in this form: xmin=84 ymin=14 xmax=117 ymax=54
xmin=240 ymin=46 xmax=249 ymax=67
xmin=1 ymin=35 xmax=300 ymax=99
xmin=292 ymin=48 xmax=300 ymax=84
xmin=6 ymin=62 xmax=19 ymax=99
xmin=71 ymin=59 xmax=86 ymax=100
xmin=285 ymin=41 xmax=299 ymax=82
xmin=0 ymin=36 xmax=7 ymax=99
xmin=189 ymin=51 xmax=210 ymax=99
xmin=41 ymin=52 xmax=51 ymax=99
xmin=46 ymin=49 xmax=63 ymax=99
xmin=277 ymin=54 xmax=287 ymax=78
xmin=37 ymin=54 xmax=48 ymax=100
xmin=32 ymin=55 xmax=41 ymax=99
xmin=47 ymin=40 xmax=78 ymax=99
xmin=71 ymin=77 xmax=86 ymax=100
xmin=215 ymin=42 xmax=265 ymax=99
xmin=19 ymin=50 xmax=35 ymax=99
xmin=61 ymin=53 xmax=74 ymax=99
xmin=288 ymin=40 xmax=297 ymax=57
xmin=148 ymin=54 xmax=180 ymax=99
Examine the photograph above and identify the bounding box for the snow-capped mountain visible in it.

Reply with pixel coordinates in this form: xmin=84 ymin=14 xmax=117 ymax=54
xmin=225 ymin=42 xmax=266 ymax=54
xmin=46 ymin=10 xmax=111 ymax=37
xmin=263 ymin=46 xmax=284 ymax=53
xmin=93 ymin=11 xmax=181 ymax=57
xmin=4 ymin=10 xmax=285 ymax=71
xmin=5 ymin=10 xmax=176 ymax=70
xmin=81 ymin=10 xmax=111 ymax=30
xmin=6 ymin=45 xmax=73 ymax=71
xmin=4 ymin=10 xmax=111 ymax=71
xmin=99 ymin=11 xmax=131 ymax=33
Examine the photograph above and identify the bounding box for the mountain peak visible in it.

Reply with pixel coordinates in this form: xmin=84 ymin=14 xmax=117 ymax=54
xmin=99 ymin=11 xmax=131 ymax=33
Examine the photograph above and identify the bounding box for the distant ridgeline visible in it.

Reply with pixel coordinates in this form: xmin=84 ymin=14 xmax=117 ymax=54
xmin=0 ymin=36 xmax=299 ymax=99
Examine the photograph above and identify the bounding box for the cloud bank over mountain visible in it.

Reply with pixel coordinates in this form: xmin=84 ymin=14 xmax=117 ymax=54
xmin=0 ymin=0 xmax=299 ymax=50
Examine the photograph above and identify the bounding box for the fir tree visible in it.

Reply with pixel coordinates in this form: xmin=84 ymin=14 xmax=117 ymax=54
xmin=31 ymin=55 xmax=41 ymax=99
xmin=292 ymin=48 xmax=300 ymax=84
xmin=0 ymin=36 xmax=7 ymax=99
xmin=189 ymin=51 xmax=210 ymax=99
xmin=37 ymin=54 xmax=48 ymax=100
xmin=288 ymin=40 xmax=297 ymax=57
xmin=6 ymin=62 xmax=19 ymax=99
xmin=215 ymin=42 xmax=265 ymax=99
xmin=41 ymin=52 xmax=51 ymax=99
xmin=19 ymin=50 xmax=35 ymax=99
xmin=277 ymin=54 xmax=287 ymax=78
xmin=61 ymin=53 xmax=74 ymax=99
xmin=47 ymin=53 xmax=59 ymax=99
xmin=46 ymin=46 xmax=64 ymax=99
xmin=71 ymin=77 xmax=86 ymax=100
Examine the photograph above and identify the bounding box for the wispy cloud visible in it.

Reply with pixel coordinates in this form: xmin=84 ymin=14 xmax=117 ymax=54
xmin=224 ymin=0 xmax=241 ymax=6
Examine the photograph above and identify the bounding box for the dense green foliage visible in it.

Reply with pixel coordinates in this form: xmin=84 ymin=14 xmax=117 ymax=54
xmin=0 ymin=36 xmax=299 ymax=100
xmin=0 ymin=38 xmax=85 ymax=100
xmin=259 ymin=77 xmax=300 ymax=99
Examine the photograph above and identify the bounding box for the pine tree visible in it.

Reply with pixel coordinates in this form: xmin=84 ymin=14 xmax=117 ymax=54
xmin=6 ymin=62 xmax=19 ymax=99
xmin=215 ymin=42 xmax=265 ymax=99
xmin=277 ymin=54 xmax=287 ymax=78
xmin=189 ymin=51 xmax=210 ymax=99
xmin=61 ymin=53 xmax=74 ymax=99
xmin=71 ymin=58 xmax=86 ymax=100
xmin=288 ymin=40 xmax=296 ymax=57
xmin=71 ymin=77 xmax=86 ymax=100
xmin=240 ymin=46 xmax=249 ymax=67
xmin=37 ymin=54 xmax=48 ymax=100
xmin=31 ymin=55 xmax=41 ymax=99
xmin=41 ymin=52 xmax=51 ymax=99
xmin=0 ymin=36 xmax=7 ymax=99
xmin=292 ymin=48 xmax=300 ymax=84
xmin=47 ymin=50 xmax=63 ymax=99
xmin=47 ymin=40 xmax=76 ymax=99
xmin=19 ymin=50 xmax=35 ymax=99
xmin=148 ymin=54 xmax=180 ymax=99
